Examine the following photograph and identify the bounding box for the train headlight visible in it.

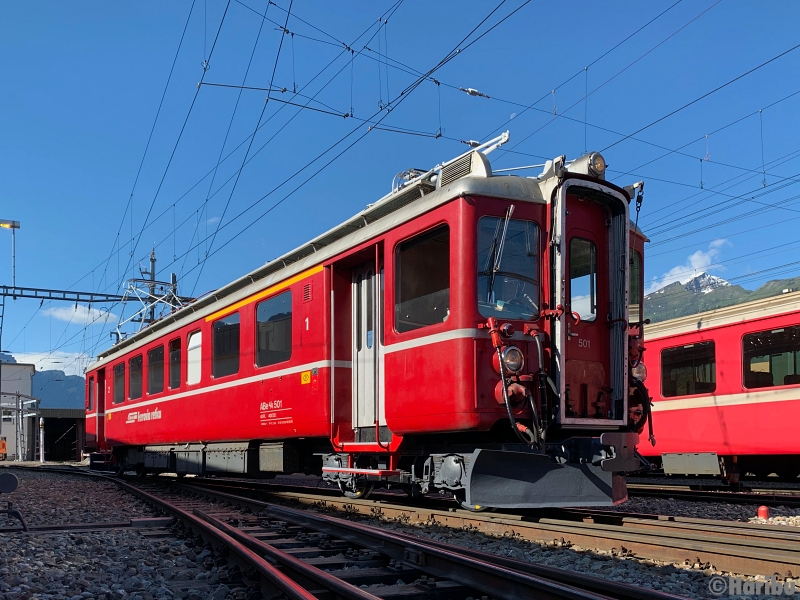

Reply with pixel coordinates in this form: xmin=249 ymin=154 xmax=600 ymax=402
xmin=589 ymin=152 xmax=606 ymax=177
xmin=632 ymin=363 xmax=647 ymax=382
xmin=501 ymin=346 xmax=525 ymax=373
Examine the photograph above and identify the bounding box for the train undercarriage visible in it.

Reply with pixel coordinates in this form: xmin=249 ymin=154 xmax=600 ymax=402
xmin=94 ymin=426 xmax=640 ymax=510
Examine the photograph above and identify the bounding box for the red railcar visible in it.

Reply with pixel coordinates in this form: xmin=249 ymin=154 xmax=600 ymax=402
xmin=86 ymin=135 xmax=650 ymax=509
xmin=641 ymin=290 xmax=800 ymax=478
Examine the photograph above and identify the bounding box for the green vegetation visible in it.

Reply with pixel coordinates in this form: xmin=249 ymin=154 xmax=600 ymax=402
xmin=644 ymin=276 xmax=800 ymax=323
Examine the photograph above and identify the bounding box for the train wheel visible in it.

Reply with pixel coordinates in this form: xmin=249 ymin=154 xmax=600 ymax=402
xmin=340 ymin=481 xmax=374 ymax=499
xmin=135 ymin=464 xmax=147 ymax=478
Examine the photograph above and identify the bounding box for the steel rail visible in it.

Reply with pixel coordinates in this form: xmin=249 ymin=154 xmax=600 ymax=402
xmin=181 ymin=480 xmax=800 ymax=577
xmin=192 ymin=509 xmax=385 ymax=600
xmin=112 ymin=480 xmax=317 ymax=600
xmin=627 ymin=483 xmax=800 ymax=508
xmin=117 ymin=477 xmax=633 ymax=600
xmin=7 ymin=466 xmax=799 ymax=578
xmin=382 ymin=528 xmax=681 ymax=600
xmin=178 ymin=482 xmax=683 ymax=600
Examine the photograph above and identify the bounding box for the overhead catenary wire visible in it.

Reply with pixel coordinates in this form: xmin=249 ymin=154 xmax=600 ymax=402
xmin=610 ymin=88 xmax=800 ymax=189
xmin=122 ymin=0 xmax=231 ymax=298
xmin=600 ymin=40 xmax=800 ymax=152
xmin=178 ymin=0 xmax=272 ymax=283
xmin=61 ymin=0 xmax=527 ymax=365
xmin=480 ymin=0 xmax=685 ymax=142
xmin=1 ymin=3 xmax=199 ymax=368
xmin=357 ymin=30 xmax=797 ymax=181
xmin=500 ymin=0 xmax=723 ymax=156
xmin=153 ymin=0 xmax=533 ymax=288
xmin=30 ymin=0 xmax=407 ymax=336
xmin=189 ymin=0 xmax=295 ymax=296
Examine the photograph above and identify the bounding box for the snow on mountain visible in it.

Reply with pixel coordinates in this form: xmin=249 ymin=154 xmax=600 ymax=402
xmin=680 ymin=272 xmax=731 ymax=294
xmin=646 ymin=272 xmax=731 ymax=298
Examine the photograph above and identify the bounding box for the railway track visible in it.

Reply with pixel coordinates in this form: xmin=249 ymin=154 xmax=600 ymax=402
xmin=2 ymin=465 xmax=683 ymax=600
xmin=6 ymin=465 xmax=800 ymax=584
xmin=175 ymin=477 xmax=800 ymax=578
xmin=120 ymin=478 xmax=683 ymax=600
xmin=627 ymin=482 xmax=800 ymax=508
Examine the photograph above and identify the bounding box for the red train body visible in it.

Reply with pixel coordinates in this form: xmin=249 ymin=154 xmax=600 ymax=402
xmin=641 ymin=291 xmax=800 ymax=478
xmin=86 ymin=137 xmax=649 ymax=508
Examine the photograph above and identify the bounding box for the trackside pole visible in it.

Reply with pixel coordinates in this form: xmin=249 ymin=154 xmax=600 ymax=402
xmin=39 ymin=417 xmax=44 ymax=463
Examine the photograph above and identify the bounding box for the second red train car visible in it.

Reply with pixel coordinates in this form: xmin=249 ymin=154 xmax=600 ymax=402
xmin=642 ymin=290 xmax=800 ymax=479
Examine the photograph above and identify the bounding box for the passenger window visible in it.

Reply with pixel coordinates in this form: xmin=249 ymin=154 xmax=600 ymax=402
xmin=213 ymin=313 xmax=240 ymax=377
xmin=661 ymin=341 xmax=716 ymax=397
xmin=629 ymin=250 xmax=642 ymax=322
xmin=743 ymin=325 xmax=800 ymax=388
xmin=569 ymin=237 xmax=597 ymax=322
xmin=256 ymin=292 xmax=292 ymax=367
xmin=113 ymin=363 xmax=125 ymax=404
xmin=129 ymin=355 xmax=143 ymax=400
xmin=187 ymin=330 xmax=202 ymax=385
xmin=395 ymin=225 xmax=450 ymax=333
xmin=147 ymin=345 xmax=164 ymax=394
xmin=169 ymin=338 xmax=181 ymax=389
xmin=88 ymin=377 xmax=95 ymax=411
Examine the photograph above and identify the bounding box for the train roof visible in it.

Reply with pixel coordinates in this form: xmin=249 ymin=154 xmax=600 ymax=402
xmin=645 ymin=289 xmax=800 ymax=339
xmin=92 ymin=137 xmax=634 ymax=369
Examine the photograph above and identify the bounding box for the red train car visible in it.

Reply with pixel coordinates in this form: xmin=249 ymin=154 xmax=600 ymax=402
xmin=86 ymin=134 xmax=650 ymax=509
xmin=641 ymin=290 xmax=800 ymax=479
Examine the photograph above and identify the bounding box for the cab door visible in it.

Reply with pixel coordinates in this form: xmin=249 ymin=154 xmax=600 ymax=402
xmin=564 ymin=195 xmax=612 ymax=421
xmin=96 ymin=369 xmax=106 ymax=449
xmin=351 ymin=261 xmax=387 ymax=442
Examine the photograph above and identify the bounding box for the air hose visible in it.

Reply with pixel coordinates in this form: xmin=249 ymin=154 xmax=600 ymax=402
xmin=497 ymin=347 xmax=539 ymax=446
xmin=631 ymin=378 xmax=656 ymax=446
xmin=532 ymin=332 xmax=549 ymax=447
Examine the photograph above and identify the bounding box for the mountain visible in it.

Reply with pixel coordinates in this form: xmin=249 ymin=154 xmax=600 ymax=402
xmin=681 ymin=272 xmax=730 ymax=294
xmin=1 ymin=352 xmax=83 ymax=408
xmin=32 ymin=370 xmax=85 ymax=409
xmin=644 ymin=273 xmax=800 ymax=323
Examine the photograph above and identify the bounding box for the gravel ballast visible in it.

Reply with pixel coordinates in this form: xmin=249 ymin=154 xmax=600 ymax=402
xmin=0 ymin=470 xmax=259 ymax=600
xmin=2 ymin=468 xmax=799 ymax=600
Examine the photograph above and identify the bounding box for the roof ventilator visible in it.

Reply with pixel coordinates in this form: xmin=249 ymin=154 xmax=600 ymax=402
xmin=386 ymin=131 xmax=510 ymax=196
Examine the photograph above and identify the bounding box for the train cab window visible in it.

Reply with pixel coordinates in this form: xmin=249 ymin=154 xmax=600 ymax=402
xmin=147 ymin=345 xmax=164 ymax=394
xmin=129 ymin=355 xmax=143 ymax=400
xmin=395 ymin=224 xmax=450 ymax=333
xmin=88 ymin=377 xmax=94 ymax=411
xmin=629 ymin=250 xmax=642 ymax=323
xmin=743 ymin=325 xmax=800 ymax=388
xmin=169 ymin=338 xmax=181 ymax=389
xmin=569 ymin=238 xmax=597 ymax=322
xmin=661 ymin=341 xmax=716 ymax=397
xmin=187 ymin=330 xmax=202 ymax=385
xmin=477 ymin=217 xmax=539 ymax=320
xmin=256 ymin=292 xmax=292 ymax=367
xmin=213 ymin=313 xmax=240 ymax=378
xmin=113 ymin=363 xmax=125 ymax=404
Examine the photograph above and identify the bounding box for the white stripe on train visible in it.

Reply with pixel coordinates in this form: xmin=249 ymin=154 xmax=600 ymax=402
xmin=651 ymin=386 xmax=800 ymax=412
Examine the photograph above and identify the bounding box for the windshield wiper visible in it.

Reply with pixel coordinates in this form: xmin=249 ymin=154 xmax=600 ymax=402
xmin=486 ymin=204 xmax=515 ymax=303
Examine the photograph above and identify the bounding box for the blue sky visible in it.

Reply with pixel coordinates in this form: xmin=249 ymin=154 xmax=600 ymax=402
xmin=2 ymin=1 xmax=800 ymax=375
